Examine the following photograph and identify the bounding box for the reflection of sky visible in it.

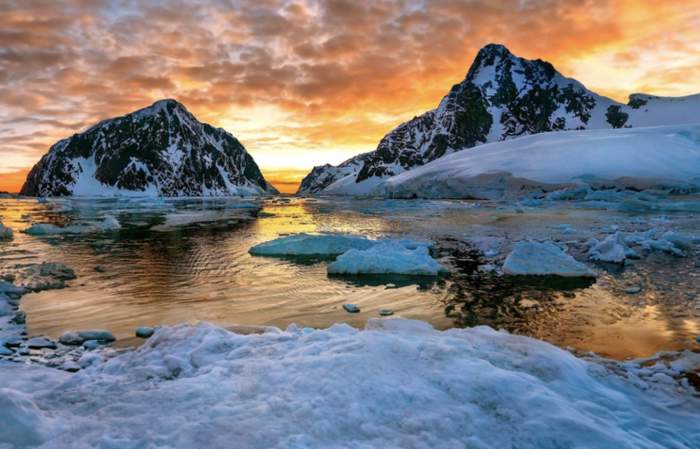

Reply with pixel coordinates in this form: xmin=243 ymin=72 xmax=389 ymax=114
xmin=1 ymin=1 xmax=699 ymax=193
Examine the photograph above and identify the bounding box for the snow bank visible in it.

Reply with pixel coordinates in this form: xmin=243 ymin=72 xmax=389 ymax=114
xmin=249 ymin=233 xmax=376 ymax=256
xmin=377 ymin=124 xmax=700 ymax=199
xmin=503 ymin=241 xmax=596 ymax=277
xmin=0 ymin=320 xmax=697 ymax=448
xmin=327 ymin=241 xmax=447 ymax=276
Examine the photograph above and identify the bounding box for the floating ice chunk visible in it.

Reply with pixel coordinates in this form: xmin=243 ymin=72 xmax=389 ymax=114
xmin=0 ymin=220 xmax=13 ymax=240
xmin=24 ymin=223 xmax=91 ymax=235
xmin=660 ymin=231 xmax=694 ymax=250
xmin=503 ymin=241 xmax=596 ymax=277
xmin=328 ymin=241 xmax=447 ymax=276
xmin=250 ymin=233 xmax=433 ymax=259
xmin=342 ymin=303 xmax=360 ymax=313
xmin=588 ymin=233 xmax=636 ymax=263
xmin=99 ymin=215 xmax=121 ymax=231
xmin=250 ymin=233 xmax=376 ymax=257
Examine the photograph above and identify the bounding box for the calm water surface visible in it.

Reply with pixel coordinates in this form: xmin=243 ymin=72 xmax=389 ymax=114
xmin=0 ymin=195 xmax=698 ymax=359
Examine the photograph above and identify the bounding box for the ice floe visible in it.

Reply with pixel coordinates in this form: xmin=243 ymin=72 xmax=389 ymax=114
xmin=249 ymin=233 xmax=376 ymax=257
xmin=588 ymin=232 xmax=637 ymax=263
xmin=0 ymin=320 xmax=698 ymax=448
xmin=328 ymin=241 xmax=447 ymax=276
xmin=503 ymin=241 xmax=596 ymax=277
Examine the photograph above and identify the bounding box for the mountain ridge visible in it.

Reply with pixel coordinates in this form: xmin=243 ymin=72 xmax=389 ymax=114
xmin=298 ymin=43 xmax=700 ymax=195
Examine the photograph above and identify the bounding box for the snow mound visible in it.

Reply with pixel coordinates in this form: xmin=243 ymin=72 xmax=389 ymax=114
xmin=1 ymin=320 xmax=698 ymax=448
xmin=377 ymin=124 xmax=700 ymax=199
xmin=503 ymin=241 xmax=596 ymax=277
xmin=327 ymin=241 xmax=447 ymax=276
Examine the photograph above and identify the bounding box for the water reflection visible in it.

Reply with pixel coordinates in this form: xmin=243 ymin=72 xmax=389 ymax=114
xmin=0 ymin=195 xmax=698 ymax=360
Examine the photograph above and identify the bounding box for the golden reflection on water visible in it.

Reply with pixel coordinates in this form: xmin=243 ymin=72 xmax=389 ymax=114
xmin=1 ymin=196 xmax=699 ymax=360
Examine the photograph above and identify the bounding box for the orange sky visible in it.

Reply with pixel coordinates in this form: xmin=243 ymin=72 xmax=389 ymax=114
xmin=1 ymin=0 xmax=699 ymax=194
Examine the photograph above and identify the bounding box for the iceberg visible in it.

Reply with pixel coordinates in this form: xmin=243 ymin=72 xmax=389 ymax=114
xmin=503 ymin=241 xmax=596 ymax=277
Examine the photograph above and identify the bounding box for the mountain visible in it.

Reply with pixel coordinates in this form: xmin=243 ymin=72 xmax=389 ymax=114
xmin=20 ymin=99 xmax=277 ymax=197
xmin=298 ymin=43 xmax=700 ymax=195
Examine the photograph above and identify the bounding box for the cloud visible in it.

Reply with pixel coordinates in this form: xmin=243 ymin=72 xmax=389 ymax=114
xmin=0 ymin=0 xmax=698 ymax=192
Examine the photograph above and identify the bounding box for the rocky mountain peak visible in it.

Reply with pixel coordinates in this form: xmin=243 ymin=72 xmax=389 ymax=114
xmin=21 ymin=99 xmax=277 ymax=197
xmin=298 ymin=44 xmax=699 ymax=195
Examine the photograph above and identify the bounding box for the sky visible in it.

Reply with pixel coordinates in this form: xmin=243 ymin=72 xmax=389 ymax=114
xmin=0 ymin=0 xmax=699 ymax=193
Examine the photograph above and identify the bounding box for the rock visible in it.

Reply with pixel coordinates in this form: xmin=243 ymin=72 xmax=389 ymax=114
xmin=625 ymin=286 xmax=642 ymax=294
xmin=77 ymin=329 xmax=115 ymax=343
xmin=25 ymin=337 xmax=57 ymax=350
xmin=696 ymin=335 xmax=700 ymax=343
xmin=82 ymin=340 xmax=100 ymax=350
xmin=94 ymin=266 xmax=106 ymax=273
xmin=379 ymin=309 xmax=394 ymax=317
xmin=61 ymin=361 xmax=81 ymax=373
xmin=12 ymin=311 xmax=26 ymax=324
xmin=58 ymin=331 xmax=83 ymax=345
xmin=135 ymin=326 xmax=155 ymax=338
xmin=78 ymin=352 xmax=102 ymax=368
xmin=343 ymin=303 xmax=361 ymax=313
xmin=2 ymin=336 xmax=23 ymax=348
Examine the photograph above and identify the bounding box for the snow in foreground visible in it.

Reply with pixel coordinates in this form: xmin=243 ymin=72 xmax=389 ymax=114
xmin=1 ymin=319 xmax=698 ymax=449
xmin=366 ymin=124 xmax=700 ymax=199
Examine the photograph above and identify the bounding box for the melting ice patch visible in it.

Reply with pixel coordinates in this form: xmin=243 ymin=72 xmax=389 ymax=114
xmin=0 ymin=320 xmax=698 ymax=449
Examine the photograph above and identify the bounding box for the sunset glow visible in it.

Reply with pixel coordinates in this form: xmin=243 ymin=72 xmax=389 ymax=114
xmin=1 ymin=0 xmax=699 ymax=193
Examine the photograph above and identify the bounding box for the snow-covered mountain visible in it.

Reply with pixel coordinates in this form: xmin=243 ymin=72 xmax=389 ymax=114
xmin=298 ymin=43 xmax=700 ymax=195
xmin=377 ymin=124 xmax=700 ymax=199
xmin=21 ymin=99 xmax=277 ymax=197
